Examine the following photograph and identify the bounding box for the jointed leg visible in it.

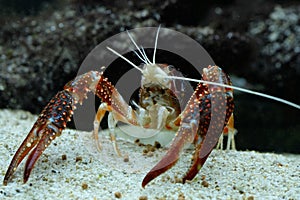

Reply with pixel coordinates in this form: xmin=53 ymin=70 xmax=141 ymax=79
xmin=93 ymin=103 xmax=111 ymax=151
xmin=107 ymin=112 xmax=122 ymax=156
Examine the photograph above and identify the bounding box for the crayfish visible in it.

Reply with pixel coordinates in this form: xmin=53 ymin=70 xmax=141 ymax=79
xmin=3 ymin=26 xmax=299 ymax=187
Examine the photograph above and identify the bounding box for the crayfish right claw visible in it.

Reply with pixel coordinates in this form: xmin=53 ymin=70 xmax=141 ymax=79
xmin=3 ymin=90 xmax=73 ymax=185
xmin=23 ymin=126 xmax=62 ymax=183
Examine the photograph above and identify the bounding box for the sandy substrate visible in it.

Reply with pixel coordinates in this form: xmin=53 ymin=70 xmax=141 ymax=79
xmin=0 ymin=109 xmax=299 ymax=200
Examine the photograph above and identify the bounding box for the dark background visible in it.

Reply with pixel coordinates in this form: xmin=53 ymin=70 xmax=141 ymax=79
xmin=0 ymin=0 xmax=299 ymax=153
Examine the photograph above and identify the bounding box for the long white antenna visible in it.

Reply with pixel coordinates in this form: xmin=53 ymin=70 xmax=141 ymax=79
xmin=153 ymin=25 xmax=161 ymax=64
xmin=107 ymin=27 xmax=300 ymax=109
xmin=160 ymin=75 xmax=300 ymax=109
xmin=106 ymin=46 xmax=143 ymax=73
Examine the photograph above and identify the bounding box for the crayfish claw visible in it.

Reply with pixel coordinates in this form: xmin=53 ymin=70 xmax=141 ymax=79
xmin=142 ymin=122 xmax=197 ymax=187
xmin=183 ymin=92 xmax=234 ymax=183
xmin=23 ymin=127 xmax=61 ymax=183
xmin=142 ymin=146 xmax=179 ymax=188
xmin=3 ymin=127 xmax=40 ymax=185
xmin=3 ymin=90 xmax=73 ymax=185
xmin=182 ymin=143 xmax=210 ymax=183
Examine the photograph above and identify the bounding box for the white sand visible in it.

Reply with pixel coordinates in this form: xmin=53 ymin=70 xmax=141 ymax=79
xmin=0 ymin=109 xmax=299 ymax=200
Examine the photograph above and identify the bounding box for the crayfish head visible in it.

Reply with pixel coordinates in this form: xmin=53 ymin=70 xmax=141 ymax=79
xmin=141 ymin=63 xmax=171 ymax=89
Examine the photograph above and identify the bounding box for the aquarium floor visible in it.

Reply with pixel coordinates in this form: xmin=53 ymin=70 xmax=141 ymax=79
xmin=0 ymin=109 xmax=299 ymax=200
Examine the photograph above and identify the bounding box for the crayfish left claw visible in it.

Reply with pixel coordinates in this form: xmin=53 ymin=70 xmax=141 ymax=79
xmin=182 ymin=142 xmax=211 ymax=183
xmin=182 ymin=140 xmax=213 ymax=183
xmin=183 ymin=91 xmax=234 ymax=183
xmin=142 ymin=144 xmax=180 ymax=188
xmin=142 ymin=120 xmax=198 ymax=188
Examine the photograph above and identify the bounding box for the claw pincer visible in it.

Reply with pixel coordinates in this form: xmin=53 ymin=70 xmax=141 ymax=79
xmin=3 ymin=65 xmax=234 ymax=187
xmin=142 ymin=66 xmax=234 ymax=187
xmin=3 ymin=91 xmax=73 ymax=185
xmin=3 ymin=71 xmax=105 ymax=185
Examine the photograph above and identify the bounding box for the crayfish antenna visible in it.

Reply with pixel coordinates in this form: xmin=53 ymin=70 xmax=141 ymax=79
xmin=160 ymin=75 xmax=300 ymax=109
xmin=107 ymin=26 xmax=163 ymax=74
xmin=141 ymin=46 xmax=152 ymax=64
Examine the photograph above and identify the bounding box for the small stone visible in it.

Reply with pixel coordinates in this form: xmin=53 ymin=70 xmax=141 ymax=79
xmin=158 ymin=197 xmax=166 ymax=200
xmin=139 ymin=196 xmax=148 ymax=200
xmin=201 ymin=180 xmax=209 ymax=187
xmin=62 ymin=154 xmax=67 ymax=160
xmin=143 ymin=149 xmax=148 ymax=154
xmin=178 ymin=192 xmax=185 ymax=200
xmin=174 ymin=176 xmax=183 ymax=184
xmin=149 ymin=146 xmax=156 ymax=152
xmin=154 ymin=141 xmax=161 ymax=149
xmin=82 ymin=183 xmax=88 ymax=190
xmin=114 ymin=191 xmax=122 ymax=198
xmin=134 ymin=139 xmax=140 ymax=144
xmin=123 ymin=155 xmax=129 ymax=162
xmin=76 ymin=156 xmax=82 ymax=162
xmin=146 ymin=152 xmax=154 ymax=157
xmin=20 ymin=113 xmax=28 ymax=120
xmin=201 ymin=175 xmax=206 ymax=180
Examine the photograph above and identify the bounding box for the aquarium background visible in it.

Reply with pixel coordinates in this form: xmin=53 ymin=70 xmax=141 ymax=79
xmin=0 ymin=0 xmax=299 ymax=153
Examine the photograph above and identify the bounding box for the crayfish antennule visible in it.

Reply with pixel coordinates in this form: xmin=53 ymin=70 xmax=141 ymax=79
xmin=126 ymin=30 xmax=152 ymax=65
xmin=106 ymin=46 xmax=143 ymax=73
xmin=141 ymin=46 xmax=151 ymax=64
xmin=153 ymin=25 xmax=161 ymax=64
